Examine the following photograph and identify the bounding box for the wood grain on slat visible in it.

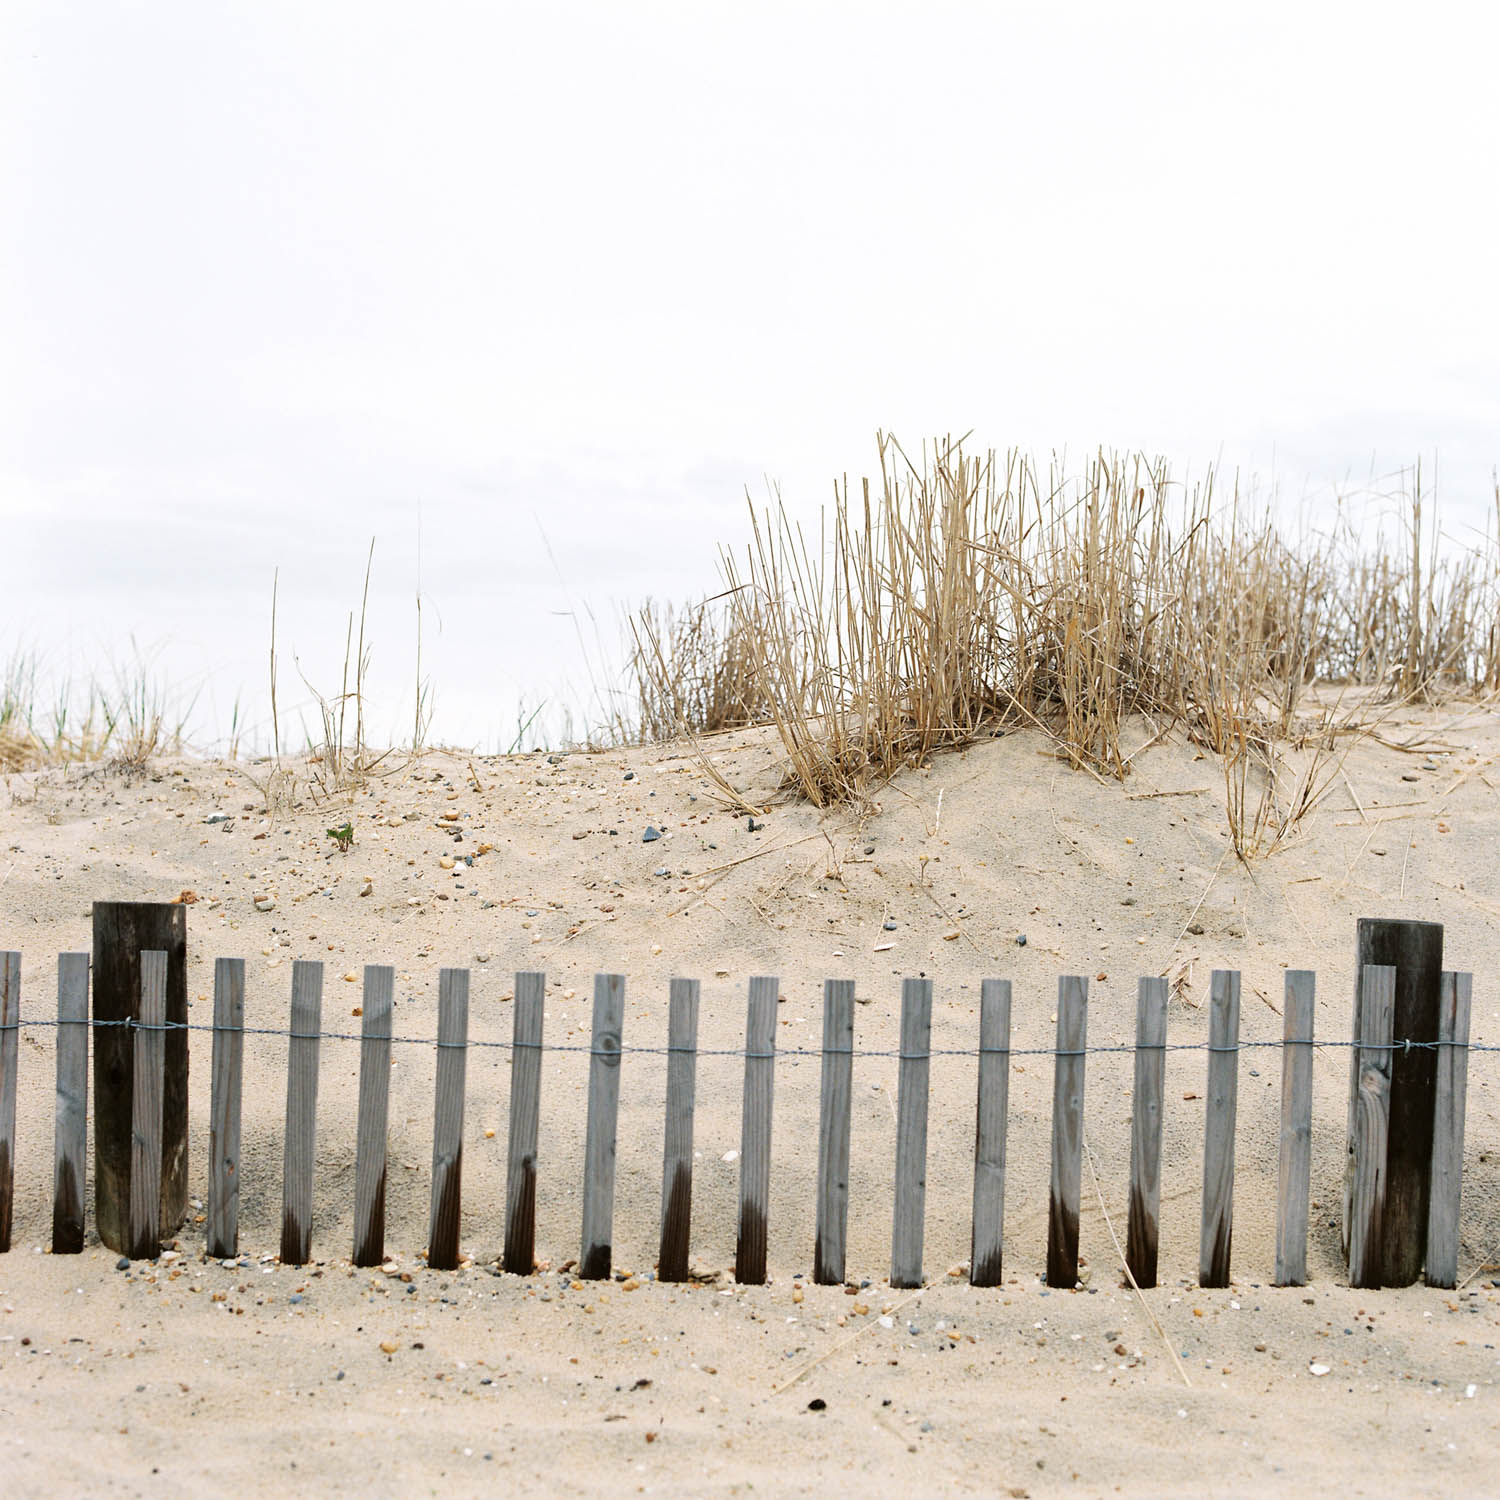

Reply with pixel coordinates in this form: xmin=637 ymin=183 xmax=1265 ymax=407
xmin=890 ymin=977 xmax=933 ymax=1290
xmin=658 ymin=977 xmax=700 ymax=1283
xmin=1274 ymin=969 xmax=1316 ymax=1287
xmin=351 ymin=966 xmax=394 ymax=1267
xmin=206 ymin=956 xmax=245 ymax=1260
xmin=735 ymin=976 xmax=778 ymax=1285
xmin=503 ymin=971 xmax=546 ymax=1275
xmin=0 ymin=952 xmax=21 ymax=1254
xmin=1426 ymin=971 xmax=1473 ymax=1289
xmin=427 ymin=968 xmax=470 ymax=1271
xmin=127 ymin=950 xmax=167 ymax=1261
xmin=1046 ymin=976 xmax=1089 ymax=1289
xmin=1126 ymin=976 xmax=1167 ymax=1289
xmin=280 ymin=960 xmax=323 ymax=1267
xmin=579 ymin=973 xmax=625 ymax=1280
xmin=52 ymin=952 xmax=90 ymax=1255
xmin=1199 ymin=969 xmax=1241 ymax=1289
xmin=813 ymin=978 xmax=854 ymax=1286
xmin=1348 ymin=963 xmax=1395 ymax=1289
xmin=970 ymin=978 xmax=1011 ymax=1288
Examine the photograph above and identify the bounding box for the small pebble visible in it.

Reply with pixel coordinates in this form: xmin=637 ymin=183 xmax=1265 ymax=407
xmin=1016 ymin=934 xmax=1027 ymax=947
xmin=642 ymin=826 xmax=662 ymax=842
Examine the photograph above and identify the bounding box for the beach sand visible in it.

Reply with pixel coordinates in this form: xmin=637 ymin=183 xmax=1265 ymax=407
xmin=3 ymin=709 xmax=1499 ymax=1494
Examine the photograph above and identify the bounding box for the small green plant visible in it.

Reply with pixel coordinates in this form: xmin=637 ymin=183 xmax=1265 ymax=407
xmin=325 ymin=821 xmax=355 ymax=852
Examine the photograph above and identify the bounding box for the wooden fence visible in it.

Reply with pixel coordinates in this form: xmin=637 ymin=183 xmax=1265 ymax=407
xmin=0 ymin=951 xmax=1479 ymax=1291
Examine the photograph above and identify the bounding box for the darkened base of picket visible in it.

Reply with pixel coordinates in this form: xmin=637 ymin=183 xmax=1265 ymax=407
xmin=280 ymin=1211 xmax=308 ymax=1266
xmin=92 ymin=902 xmax=188 ymax=1252
xmin=1046 ymin=1196 xmax=1079 ymax=1288
xmin=1355 ymin=918 xmax=1443 ymax=1286
xmin=1125 ymin=1182 xmax=1158 ymax=1289
xmin=428 ymin=1150 xmax=463 ymax=1271
xmin=503 ymin=1161 xmax=537 ymax=1275
xmin=353 ymin=1169 xmax=387 ymax=1268
xmin=52 ymin=1157 xmax=84 ymax=1255
xmin=659 ymin=1164 xmax=692 ymax=1283
xmin=579 ymin=1240 xmax=612 ymax=1281
xmin=736 ymin=1204 xmax=768 ymax=1287
xmin=0 ymin=1141 xmax=11 ymax=1254
xmin=1200 ymin=1220 xmax=1233 ymax=1288
xmin=970 ymin=1246 xmax=1004 ymax=1288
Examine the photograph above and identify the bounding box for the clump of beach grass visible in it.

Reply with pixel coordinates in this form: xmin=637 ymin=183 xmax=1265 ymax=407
xmin=629 ymin=434 xmax=1500 ymax=858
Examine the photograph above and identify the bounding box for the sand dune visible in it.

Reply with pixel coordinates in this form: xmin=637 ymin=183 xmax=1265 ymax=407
xmin=2 ymin=711 xmax=1498 ymax=1494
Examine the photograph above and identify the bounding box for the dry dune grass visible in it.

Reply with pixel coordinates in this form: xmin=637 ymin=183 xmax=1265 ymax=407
xmin=1 ymin=646 xmax=193 ymax=775
xmin=630 ymin=434 xmax=1500 ymax=856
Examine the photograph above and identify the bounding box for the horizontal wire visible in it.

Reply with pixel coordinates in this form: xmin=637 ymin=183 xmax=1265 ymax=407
xmin=8 ymin=1016 xmax=1495 ymax=1055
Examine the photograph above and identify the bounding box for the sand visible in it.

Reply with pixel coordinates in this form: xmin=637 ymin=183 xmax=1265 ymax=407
xmin=2 ymin=709 xmax=1499 ymax=1495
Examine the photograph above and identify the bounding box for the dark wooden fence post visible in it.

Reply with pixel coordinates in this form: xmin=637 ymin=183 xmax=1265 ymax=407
xmin=1345 ymin=917 xmax=1443 ymax=1286
xmin=92 ymin=902 xmax=188 ymax=1253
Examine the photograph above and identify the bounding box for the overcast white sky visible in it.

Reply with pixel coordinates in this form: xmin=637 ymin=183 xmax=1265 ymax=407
xmin=4 ymin=2 xmax=1498 ymax=750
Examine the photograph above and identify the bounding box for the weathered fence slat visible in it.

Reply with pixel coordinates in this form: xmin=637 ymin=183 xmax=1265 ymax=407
xmin=580 ymin=973 xmax=626 ymax=1280
xmin=813 ymin=978 xmax=855 ymax=1285
xmin=890 ymin=977 xmax=933 ymax=1289
xmin=280 ymin=960 xmax=324 ymax=1267
xmin=735 ymin=976 xmax=779 ymax=1285
xmin=1046 ymin=976 xmax=1089 ymax=1289
xmin=503 ymin=971 xmax=546 ymax=1275
xmin=970 ymin=978 xmax=1011 ymax=1288
xmin=657 ymin=977 xmax=700 ymax=1283
xmin=127 ymin=950 xmax=167 ymax=1260
xmin=206 ymin=956 xmax=245 ymax=1260
xmin=1126 ymin=976 xmax=1168 ymax=1289
xmin=351 ymin=966 xmax=394 ymax=1267
xmin=0 ymin=952 xmax=21 ymax=1254
xmin=1274 ymin=969 xmax=1316 ymax=1287
xmin=1349 ymin=963 xmax=1396 ymax=1289
xmin=425 ymin=968 xmax=470 ymax=1271
xmin=1199 ymin=969 xmax=1241 ymax=1288
xmin=52 ymin=952 xmax=90 ymax=1255
xmin=1426 ymin=971 xmax=1473 ymax=1289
